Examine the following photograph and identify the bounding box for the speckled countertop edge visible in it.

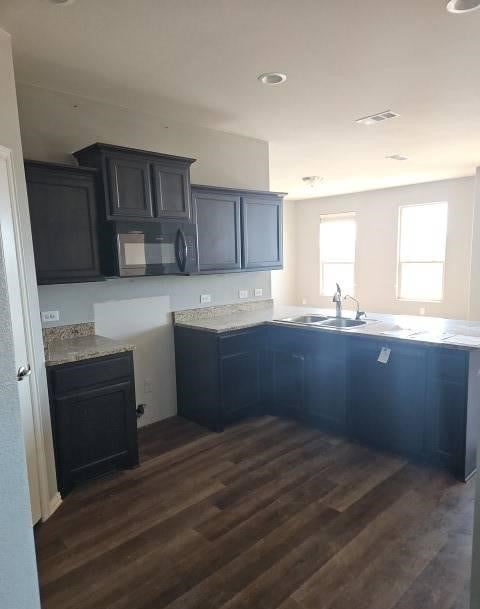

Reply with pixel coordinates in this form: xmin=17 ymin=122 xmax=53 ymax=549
xmin=43 ymin=323 xmax=135 ymax=367
xmin=173 ymin=304 xmax=480 ymax=351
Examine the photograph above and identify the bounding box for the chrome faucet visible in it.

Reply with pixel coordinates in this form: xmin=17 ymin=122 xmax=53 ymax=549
xmin=344 ymin=294 xmax=366 ymax=320
xmin=332 ymin=283 xmax=342 ymax=317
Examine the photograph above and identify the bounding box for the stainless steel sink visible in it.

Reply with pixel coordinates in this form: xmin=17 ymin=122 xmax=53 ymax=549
xmin=317 ymin=318 xmax=367 ymax=328
xmin=280 ymin=315 xmax=329 ymax=324
xmin=278 ymin=314 xmax=370 ymax=329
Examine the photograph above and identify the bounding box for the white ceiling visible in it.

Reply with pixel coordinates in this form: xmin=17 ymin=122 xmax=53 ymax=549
xmin=1 ymin=0 xmax=480 ymax=199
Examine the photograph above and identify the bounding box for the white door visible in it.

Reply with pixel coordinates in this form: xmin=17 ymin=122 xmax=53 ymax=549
xmin=0 ymin=147 xmax=41 ymax=524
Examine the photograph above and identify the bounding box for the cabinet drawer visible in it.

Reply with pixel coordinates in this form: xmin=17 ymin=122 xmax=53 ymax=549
xmin=219 ymin=328 xmax=262 ymax=356
xmin=50 ymin=352 xmax=133 ymax=396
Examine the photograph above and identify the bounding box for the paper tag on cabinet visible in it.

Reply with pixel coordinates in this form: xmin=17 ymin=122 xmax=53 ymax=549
xmin=377 ymin=347 xmax=391 ymax=364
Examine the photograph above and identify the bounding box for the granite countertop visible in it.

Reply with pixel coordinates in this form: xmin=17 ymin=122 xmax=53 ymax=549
xmin=43 ymin=323 xmax=135 ymax=366
xmin=173 ymin=301 xmax=480 ymax=351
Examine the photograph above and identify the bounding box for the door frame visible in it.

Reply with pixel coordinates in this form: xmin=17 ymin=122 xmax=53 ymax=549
xmin=0 ymin=144 xmax=60 ymax=521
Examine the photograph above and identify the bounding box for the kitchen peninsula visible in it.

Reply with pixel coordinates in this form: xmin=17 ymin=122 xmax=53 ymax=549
xmin=174 ymin=300 xmax=480 ymax=481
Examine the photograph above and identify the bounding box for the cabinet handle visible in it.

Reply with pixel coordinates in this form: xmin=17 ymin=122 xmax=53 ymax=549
xmin=175 ymin=228 xmax=188 ymax=273
xmin=17 ymin=365 xmax=32 ymax=381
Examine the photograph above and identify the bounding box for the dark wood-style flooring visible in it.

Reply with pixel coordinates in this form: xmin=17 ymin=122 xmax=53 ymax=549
xmin=35 ymin=416 xmax=475 ymax=609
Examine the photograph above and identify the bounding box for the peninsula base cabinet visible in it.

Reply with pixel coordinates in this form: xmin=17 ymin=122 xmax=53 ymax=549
xmin=174 ymin=323 xmax=479 ymax=481
xmin=47 ymin=352 xmax=139 ymax=496
xmin=174 ymin=326 xmax=265 ymax=432
xmin=348 ymin=338 xmax=480 ymax=481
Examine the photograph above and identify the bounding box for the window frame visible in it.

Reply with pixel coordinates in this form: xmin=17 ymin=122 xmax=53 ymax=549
xmin=319 ymin=212 xmax=357 ymax=297
xmin=396 ymin=202 xmax=448 ymax=303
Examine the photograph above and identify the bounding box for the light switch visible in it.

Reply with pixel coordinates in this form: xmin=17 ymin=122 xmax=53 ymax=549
xmin=254 ymin=288 xmax=263 ymax=297
xmin=239 ymin=290 xmax=249 ymax=299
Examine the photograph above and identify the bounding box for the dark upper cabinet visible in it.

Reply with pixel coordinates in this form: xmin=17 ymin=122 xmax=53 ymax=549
xmin=106 ymin=153 xmax=154 ymax=219
xmin=25 ymin=160 xmax=103 ymax=285
xmin=152 ymin=161 xmax=192 ymax=220
xmin=74 ymin=143 xmax=195 ymax=222
xmin=242 ymin=195 xmax=283 ymax=270
xmin=192 ymin=187 xmax=242 ymax=272
xmin=192 ymin=185 xmax=284 ymax=272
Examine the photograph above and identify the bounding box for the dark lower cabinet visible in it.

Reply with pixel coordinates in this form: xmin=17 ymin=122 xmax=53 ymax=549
xmin=349 ymin=339 xmax=426 ymax=459
xmin=265 ymin=327 xmax=308 ymax=418
xmin=174 ymin=323 xmax=479 ymax=480
xmin=175 ymin=326 xmax=264 ymax=431
xmin=25 ymin=160 xmax=103 ymax=285
xmin=48 ymin=352 xmax=139 ymax=496
xmin=306 ymin=335 xmax=347 ymax=433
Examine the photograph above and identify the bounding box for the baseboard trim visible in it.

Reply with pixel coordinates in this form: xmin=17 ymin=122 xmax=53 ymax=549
xmin=43 ymin=492 xmax=62 ymax=521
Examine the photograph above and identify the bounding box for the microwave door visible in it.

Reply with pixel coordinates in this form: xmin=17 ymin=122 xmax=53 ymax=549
xmin=118 ymin=233 xmax=147 ymax=276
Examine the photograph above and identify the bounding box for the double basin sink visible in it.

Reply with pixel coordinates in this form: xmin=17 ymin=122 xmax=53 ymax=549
xmin=278 ymin=314 xmax=369 ymax=329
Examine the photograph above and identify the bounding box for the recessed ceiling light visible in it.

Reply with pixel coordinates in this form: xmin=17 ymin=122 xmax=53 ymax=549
xmin=386 ymin=154 xmax=409 ymax=161
xmin=50 ymin=0 xmax=76 ymax=5
xmin=356 ymin=110 xmax=400 ymax=126
xmin=257 ymin=72 xmax=287 ymax=86
xmin=302 ymin=176 xmax=323 ymax=187
xmin=447 ymin=0 xmax=480 ymax=13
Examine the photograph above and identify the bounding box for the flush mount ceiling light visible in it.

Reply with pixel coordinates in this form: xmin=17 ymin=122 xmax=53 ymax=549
xmin=447 ymin=0 xmax=480 ymax=13
xmin=356 ymin=110 xmax=400 ymax=126
xmin=386 ymin=154 xmax=409 ymax=161
xmin=257 ymin=72 xmax=287 ymax=86
xmin=302 ymin=176 xmax=323 ymax=187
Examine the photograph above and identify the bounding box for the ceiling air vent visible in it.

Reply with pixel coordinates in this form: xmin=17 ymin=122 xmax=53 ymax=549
xmin=356 ymin=110 xmax=400 ymax=126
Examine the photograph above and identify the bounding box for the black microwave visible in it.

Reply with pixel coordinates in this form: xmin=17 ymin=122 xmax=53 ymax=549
xmin=113 ymin=222 xmax=198 ymax=277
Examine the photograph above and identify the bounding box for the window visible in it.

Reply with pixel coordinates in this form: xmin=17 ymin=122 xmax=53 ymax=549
xmin=397 ymin=202 xmax=448 ymax=302
xmin=319 ymin=213 xmax=356 ymax=296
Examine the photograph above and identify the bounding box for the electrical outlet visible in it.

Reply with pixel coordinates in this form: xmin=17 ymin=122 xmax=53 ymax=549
xmin=41 ymin=310 xmax=59 ymax=322
xmin=200 ymin=294 xmax=212 ymax=304
xmin=239 ymin=290 xmax=249 ymax=299
xmin=419 ymin=307 xmax=426 ymax=315
xmin=254 ymin=288 xmax=263 ymax=297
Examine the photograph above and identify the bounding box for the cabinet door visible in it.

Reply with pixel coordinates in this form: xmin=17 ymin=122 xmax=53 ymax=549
xmin=270 ymin=349 xmax=306 ymax=418
xmin=350 ymin=340 xmax=426 ymax=458
xmin=307 ymin=336 xmax=347 ymax=433
xmin=425 ymin=351 xmax=467 ymax=474
xmin=220 ymin=350 xmax=261 ymax=422
xmin=151 ymin=162 xmax=192 ymax=220
xmin=241 ymin=195 xmax=283 ymax=270
xmin=106 ymin=154 xmax=154 ymax=219
xmin=26 ymin=164 xmax=102 ymax=284
xmin=54 ymin=380 xmax=138 ymax=495
xmin=193 ymin=189 xmax=241 ymax=272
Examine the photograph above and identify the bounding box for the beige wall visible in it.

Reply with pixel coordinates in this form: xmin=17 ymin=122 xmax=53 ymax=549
xmin=16 ymin=83 xmax=271 ymax=426
xmin=291 ymin=177 xmax=475 ymax=320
